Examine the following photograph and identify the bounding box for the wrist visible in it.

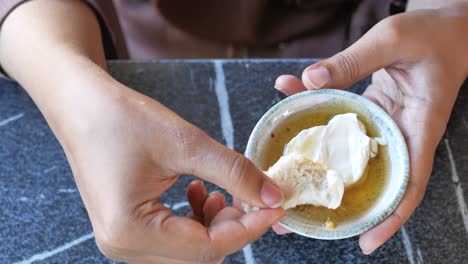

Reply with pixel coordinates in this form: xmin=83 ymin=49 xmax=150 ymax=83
xmin=32 ymin=51 xmax=126 ymax=143
xmin=441 ymin=3 xmax=468 ymax=73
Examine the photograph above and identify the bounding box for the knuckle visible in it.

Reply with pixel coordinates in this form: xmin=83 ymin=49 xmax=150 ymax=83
xmin=334 ymin=51 xmax=360 ymax=82
xmin=377 ymin=16 xmax=405 ymax=44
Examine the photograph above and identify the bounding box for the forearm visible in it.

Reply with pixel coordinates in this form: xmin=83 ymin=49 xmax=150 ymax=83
xmin=0 ymin=0 xmax=120 ymax=140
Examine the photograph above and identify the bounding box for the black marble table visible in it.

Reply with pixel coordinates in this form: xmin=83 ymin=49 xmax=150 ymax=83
xmin=1 ymin=59 xmax=467 ymax=264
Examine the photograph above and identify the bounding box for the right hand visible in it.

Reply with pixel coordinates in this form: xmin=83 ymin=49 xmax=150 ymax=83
xmin=59 ymin=79 xmax=285 ymax=263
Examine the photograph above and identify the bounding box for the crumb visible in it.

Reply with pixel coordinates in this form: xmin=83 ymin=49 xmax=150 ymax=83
xmin=374 ymin=136 xmax=388 ymax=146
xmin=324 ymin=218 xmax=336 ymax=230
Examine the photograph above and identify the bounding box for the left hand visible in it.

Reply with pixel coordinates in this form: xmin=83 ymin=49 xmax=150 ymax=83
xmin=273 ymin=3 xmax=468 ymax=254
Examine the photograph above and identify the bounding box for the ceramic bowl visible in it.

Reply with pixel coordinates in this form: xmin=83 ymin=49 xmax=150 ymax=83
xmin=245 ymin=89 xmax=409 ymax=239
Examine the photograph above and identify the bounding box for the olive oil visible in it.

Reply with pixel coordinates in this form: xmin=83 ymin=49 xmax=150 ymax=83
xmin=261 ymin=104 xmax=389 ymax=226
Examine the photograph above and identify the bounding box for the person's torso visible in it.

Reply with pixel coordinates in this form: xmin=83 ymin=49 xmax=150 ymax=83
xmin=113 ymin=0 xmax=395 ymax=59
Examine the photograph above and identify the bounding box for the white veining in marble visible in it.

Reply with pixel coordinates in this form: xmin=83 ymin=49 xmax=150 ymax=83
xmin=242 ymin=243 xmax=257 ymax=264
xmin=401 ymin=225 xmax=415 ymax=264
xmin=0 ymin=113 xmax=24 ymax=127
xmin=172 ymin=201 xmax=190 ymax=211
xmin=416 ymin=247 xmax=424 ymax=264
xmin=213 ymin=60 xmax=255 ymax=264
xmin=14 ymin=233 xmax=94 ymax=264
xmin=444 ymin=139 xmax=468 ymax=235
xmin=58 ymin=188 xmax=77 ymax=193
xmin=214 ymin=60 xmax=235 ymax=150
xmin=43 ymin=166 xmax=57 ymax=174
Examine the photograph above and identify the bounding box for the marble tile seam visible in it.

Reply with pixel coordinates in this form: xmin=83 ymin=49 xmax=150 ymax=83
xmin=444 ymin=138 xmax=468 ymax=235
xmin=0 ymin=113 xmax=24 ymax=127
xmin=213 ymin=61 xmax=255 ymax=264
xmin=213 ymin=60 xmax=234 ymax=150
xmin=13 ymin=232 xmax=94 ymax=264
xmin=401 ymin=226 xmax=415 ymax=264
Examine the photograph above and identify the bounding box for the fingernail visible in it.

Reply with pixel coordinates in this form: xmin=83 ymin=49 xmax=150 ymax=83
xmin=273 ymin=83 xmax=289 ymax=96
xmin=304 ymin=66 xmax=330 ymax=89
xmin=215 ymin=197 xmax=225 ymax=211
xmin=275 ymin=87 xmax=289 ymax=96
xmin=362 ymin=248 xmax=375 ymax=255
xmin=190 ymin=179 xmax=202 ymax=186
xmin=261 ymin=181 xmax=283 ymax=208
xmin=217 ymin=193 xmax=226 ymax=208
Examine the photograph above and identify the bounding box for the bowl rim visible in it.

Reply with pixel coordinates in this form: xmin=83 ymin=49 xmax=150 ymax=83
xmin=245 ymin=89 xmax=409 ymax=240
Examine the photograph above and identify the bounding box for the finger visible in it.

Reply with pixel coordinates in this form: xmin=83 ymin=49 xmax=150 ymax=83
xmin=186 ymin=211 xmax=200 ymax=222
xmin=180 ymin=133 xmax=284 ymax=209
xmin=359 ymin=183 xmax=423 ymax=254
xmin=186 ymin=179 xmax=208 ymax=218
xmin=203 ymin=192 xmax=226 ymax=226
xmin=208 ymin=208 xmax=286 ymax=257
xmin=127 ymin=203 xmax=284 ymax=262
xmin=300 ymin=16 xmax=407 ymax=90
xmin=359 ymin=121 xmax=435 ymax=254
xmin=210 ymin=206 xmax=244 ymax=226
xmin=361 ymin=69 xmax=401 ymax=112
xmin=274 ymin=75 xmax=307 ymax=96
xmin=186 ymin=211 xmax=205 ymax=224
xmin=272 ymin=223 xmax=292 ymax=235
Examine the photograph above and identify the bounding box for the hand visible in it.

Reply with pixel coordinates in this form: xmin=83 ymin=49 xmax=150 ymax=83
xmin=59 ymin=80 xmax=285 ymax=263
xmin=273 ymin=4 xmax=468 ymax=254
xmin=0 ymin=1 xmax=285 ymax=262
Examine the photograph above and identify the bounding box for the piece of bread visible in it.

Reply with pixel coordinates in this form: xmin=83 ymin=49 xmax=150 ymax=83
xmin=265 ymin=153 xmax=344 ymax=210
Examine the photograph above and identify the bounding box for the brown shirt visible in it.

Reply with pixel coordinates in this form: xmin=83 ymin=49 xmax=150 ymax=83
xmin=0 ymin=0 xmax=406 ymax=60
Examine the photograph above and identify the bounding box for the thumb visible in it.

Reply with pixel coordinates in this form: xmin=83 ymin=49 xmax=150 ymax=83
xmin=302 ymin=18 xmax=404 ymax=90
xmin=180 ymin=132 xmax=284 ymax=209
